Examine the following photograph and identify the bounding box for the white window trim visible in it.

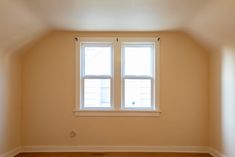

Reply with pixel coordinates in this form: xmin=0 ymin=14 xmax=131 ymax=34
xmin=73 ymin=110 xmax=161 ymax=117
xmin=78 ymin=38 xmax=115 ymax=110
xmin=121 ymin=41 xmax=156 ymax=111
xmin=74 ymin=36 xmax=161 ymax=117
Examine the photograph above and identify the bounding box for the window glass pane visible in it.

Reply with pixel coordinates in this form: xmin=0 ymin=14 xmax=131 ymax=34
xmin=84 ymin=46 xmax=112 ymax=75
xmin=124 ymin=79 xmax=151 ymax=108
xmin=84 ymin=79 xmax=111 ymax=108
xmin=124 ymin=45 xmax=153 ymax=76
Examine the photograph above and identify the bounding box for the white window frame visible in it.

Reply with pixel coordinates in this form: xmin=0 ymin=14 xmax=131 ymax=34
xmin=76 ymin=38 xmax=116 ymax=111
xmin=74 ymin=37 xmax=161 ymax=117
xmin=121 ymin=42 xmax=155 ymax=111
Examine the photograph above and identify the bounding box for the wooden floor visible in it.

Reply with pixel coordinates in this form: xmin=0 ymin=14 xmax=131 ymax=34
xmin=16 ymin=152 xmax=213 ymax=157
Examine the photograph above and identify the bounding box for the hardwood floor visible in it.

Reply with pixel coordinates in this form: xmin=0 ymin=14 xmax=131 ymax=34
xmin=16 ymin=152 xmax=213 ymax=157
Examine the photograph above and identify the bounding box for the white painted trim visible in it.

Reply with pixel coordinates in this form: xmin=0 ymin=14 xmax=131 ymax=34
xmin=74 ymin=110 xmax=161 ymax=117
xmin=0 ymin=147 xmax=21 ymax=157
xmin=78 ymin=41 xmax=115 ymax=110
xmin=156 ymin=38 xmax=161 ymax=111
xmin=1 ymin=146 xmax=228 ymax=157
xmin=208 ymin=147 xmax=227 ymax=157
xmin=21 ymin=146 xmax=208 ymax=153
xmin=74 ymin=36 xmax=161 ymax=114
xmin=120 ymin=39 xmax=157 ymax=111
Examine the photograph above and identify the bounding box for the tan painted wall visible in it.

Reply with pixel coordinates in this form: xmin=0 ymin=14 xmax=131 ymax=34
xmin=22 ymin=31 xmax=209 ymax=146
xmin=209 ymin=47 xmax=235 ymax=157
xmin=0 ymin=53 xmax=22 ymax=154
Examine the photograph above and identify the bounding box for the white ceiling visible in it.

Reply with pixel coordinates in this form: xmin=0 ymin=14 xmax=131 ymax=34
xmin=1 ymin=0 xmax=235 ymax=54
xmin=20 ymin=0 xmax=210 ymax=31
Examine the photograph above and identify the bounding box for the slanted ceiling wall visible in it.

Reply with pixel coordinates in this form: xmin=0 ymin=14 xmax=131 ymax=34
xmin=21 ymin=31 xmax=209 ymax=147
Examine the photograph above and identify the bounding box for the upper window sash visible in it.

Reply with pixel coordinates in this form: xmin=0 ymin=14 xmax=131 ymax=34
xmin=121 ymin=41 xmax=155 ymax=78
xmin=80 ymin=43 xmax=114 ymax=77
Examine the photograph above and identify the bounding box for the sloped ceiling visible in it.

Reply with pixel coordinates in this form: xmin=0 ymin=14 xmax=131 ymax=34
xmin=0 ymin=0 xmax=48 ymax=55
xmin=0 ymin=0 xmax=235 ymax=54
xmin=187 ymin=0 xmax=235 ymax=48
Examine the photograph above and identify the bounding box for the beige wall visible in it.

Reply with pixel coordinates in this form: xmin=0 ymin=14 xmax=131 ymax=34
xmin=1 ymin=30 xmax=234 ymax=156
xmin=209 ymin=47 xmax=235 ymax=157
xmin=22 ymin=31 xmax=209 ymax=146
xmin=0 ymin=52 xmax=22 ymax=154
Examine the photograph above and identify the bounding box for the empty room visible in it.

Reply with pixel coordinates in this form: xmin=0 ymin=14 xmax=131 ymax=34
xmin=0 ymin=0 xmax=235 ymax=157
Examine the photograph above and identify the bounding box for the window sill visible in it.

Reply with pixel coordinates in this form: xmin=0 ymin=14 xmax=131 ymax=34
xmin=73 ymin=110 xmax=162 ymax=117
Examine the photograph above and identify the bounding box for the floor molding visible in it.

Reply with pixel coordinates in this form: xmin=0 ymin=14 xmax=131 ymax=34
xmin=208 ymin=148 xmax=227 ymax=157
xmin=21 ymin=145 xmax=209 ymax=153
xmin=1 ymin=146 xmax=227 ymax=157
xmin=0 ymin=147 xmax=21 ymax=157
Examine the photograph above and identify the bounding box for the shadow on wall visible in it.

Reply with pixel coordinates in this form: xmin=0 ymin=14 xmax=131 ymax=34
xmin=0 ymin=52 xmax=21 ymax=154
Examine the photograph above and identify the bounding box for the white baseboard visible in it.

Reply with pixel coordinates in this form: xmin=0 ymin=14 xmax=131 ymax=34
xmin=21 ymin=145 xmax=209 ymax=153
xmin=209 ymin=148 xmax=227 ymax=157
xmin=1 ymin=146 xmax=228 ymax=157
xmin=0 ymin=147 xmax=21 ymax=157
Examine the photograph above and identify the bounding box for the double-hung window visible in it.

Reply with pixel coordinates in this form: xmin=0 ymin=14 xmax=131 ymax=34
xmin=80 ymin=40 xmax=114 ymax=110
xmin=76 ymin=37 xmax=160 ymax=116
xmin=122 ymin=42 xmax=155 ymax=110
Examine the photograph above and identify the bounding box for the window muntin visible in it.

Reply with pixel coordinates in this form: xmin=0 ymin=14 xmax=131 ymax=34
xmin=80 ymin=42 xmax=113 ymax=110
xmin=122 ymin=42 xmax=155 ymax=110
